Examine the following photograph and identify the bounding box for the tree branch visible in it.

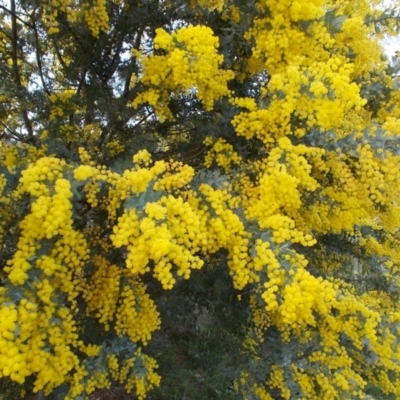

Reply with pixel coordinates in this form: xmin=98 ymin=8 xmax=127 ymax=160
xmin=123 ymin=27 xmax=144 ymax=99
xmin=51 ymin=39 xmax=69 ymax=71
xmin=0 ymin=120 xmax=25 ymax=141
xmin=98 ymin=28 xmax=144 ymax=147
xmin=0 ymin=26 xmax=13 ymax=42
xmin=68 ymin=69 xmax=87 ymax=125
xmin=10 ymin=0 xmax=35 ymax=144
xmin=31 ymin=17 xmax=50 ymax=96
xmin=0 ymin=4 xmax=32 ymax=28
xmin=77 ymin=69 xmax=87 ymax=96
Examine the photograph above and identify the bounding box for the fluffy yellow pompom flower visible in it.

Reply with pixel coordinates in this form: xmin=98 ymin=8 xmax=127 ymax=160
xmin=74 ymin=165 xmax=94 ymax=181
xmin=133 ymin=149 xmax=152 ymax=166
xmin=145 ymin=202 xmax=167 ymax=220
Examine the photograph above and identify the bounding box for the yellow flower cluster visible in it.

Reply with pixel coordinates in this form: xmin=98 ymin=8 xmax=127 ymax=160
xmin=106 ymin=139 xmax=125 ymax=157
xmin=266 ymin=366 xmax=291 ymax=400
xmin=78 ymin=146 xmax=93 ymax=164
xmin=254 ymin=241 xmax=281 ymax=311
xmin=279 ymin=268 xmax=336 ymax=326
xmin=124 ymin=350 xmax=161 ymax=398
xmin=357 ymin=144 xmax=387 ymax=205
xmin=290 ymin=283 xmax=400 ymax=397
xmin=203 ymin=138 xmax=242 ymax=173
xmin=65 ymin=365 xmax=88 ymax=399
xmin=252 ymin=384 xmax=273 ymax=400
xmin=17 ymin=156 xmax=66 ymax=197
xmin=0 ymin=173 xmax=6 ymax=197
xmin=75 ymin=150 xmax=124 ymax=211
xmin=251 ymin=243 xmax=336 ymax=334
xmin=249 ymin=293 xmax=271 ymax=341
xmin=0 ymin=143 xmax=46 ymax=174
xmin=107 ymin=350 xmax=161 ymax=398
xmin=0 ymin=173 xmax=8 ymax=243
xmin=74 ymin=164 xmax=94 ymax=181
xmin=49 ymin=89 xmax=75 ymax=103
xmin=79 ymin=343 xmax=102 ymax=357
xmin=198 ymin=183 xmax=253 ymax=289
xmin=262 ymin=215 xmax=315 ymax=246
xmin=233 ymin=61 xmax=366 ymax=141
xmin=7 ymin=162 xmax=87 ymax=289
xmin=0 ymin=155 xmax=95 ymax=394
xmin=133 ymin=149 xmax=152 ymax=166
xmin=0 ymin=298 xmax=82 ymax=394
xmin=298 ymin=346 xmax=367 ymax=397
xmin=133 ymin=25 xmax=234 ymax=120
xmin=315 ymin=372 xmax=339 ymax=398
xmin=122 ymin=162 xmax=165 ymax=194
xmin=60 ymin=124 xmax=81 ymax=144
xmin=336 ymin=15 xmax=384 ymax=76
xmin=190 ymin=0 xmax=225 ymax=12
xmin=232 ymin=0 xmax=374 ymax=145
xmin=153 ymin=161 xmax=195 ymax=191
xmin=132 ymin=89 xmax=172 ymax=122
xmin=113 ymin=357 xmax=136 ymax=389
xmin=84 ymin=0 xmax=109 ymax=37
xmin=85 ymin=370 xmax=110 ymax=394
xmin=300 ymin=136 xmax=400 ymax=239
xmin=303 ymin=190 xmax=367 ymax=235
xmin=111 ymin=195 xmax=205 ymax=288
xmin=83 ymin=255 xmax=121 ymax=330
xmin=49 ymin=89 xmax=75 ymax=120
xmin=0 ymin=145 xmax=19 ymax=173
xmin=243 ymin=146 xmax=318 ymax=245
xmin=230 ymin=96 xmax=257 ymax=111
xmin=380 ymin=89 xmax=400 ymax=120
xmin=230 ymin=5 xmax=241 ymax=23
xmin=41 ymin=0 xmax=79 ymax=35
xmin=115 ymin=280 xmax=161 ymax=345
xmin=291 ymin=365 xmax=316 ymax=398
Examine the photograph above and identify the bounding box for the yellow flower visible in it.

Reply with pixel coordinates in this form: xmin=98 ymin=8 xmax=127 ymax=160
xmin=145 ymin=202 xmax=167 ymax=220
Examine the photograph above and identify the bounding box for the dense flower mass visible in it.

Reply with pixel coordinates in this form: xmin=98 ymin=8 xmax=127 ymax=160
xmin=132 ymin=25 xmax=234 ymax=121
xmin=2 ymin=0 xmax=400 ymax=398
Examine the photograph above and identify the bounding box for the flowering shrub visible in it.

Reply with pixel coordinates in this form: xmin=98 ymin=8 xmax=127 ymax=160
xmin=1 ymin=0 xmax=400 ymax=398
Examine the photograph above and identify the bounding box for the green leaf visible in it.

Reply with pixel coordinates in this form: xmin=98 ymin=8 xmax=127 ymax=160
xmin=124 ymin=185 xmax=163 ymax=211
xmin=325 ymin=11 xmax=347 ymax=34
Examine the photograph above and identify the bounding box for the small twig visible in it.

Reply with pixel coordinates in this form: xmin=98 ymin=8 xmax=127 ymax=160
xmin=178 ymin=145 xmax=207 ymax=163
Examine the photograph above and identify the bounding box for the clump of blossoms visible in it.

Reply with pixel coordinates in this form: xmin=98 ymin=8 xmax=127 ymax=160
xmin=0 ymin=155 xmax=162 ymax=398
xmin=133 ymin=25 xmax=234 ymax=121
xmin=110 ymin=197 xmax=205 ymax=289
xmin=203 ymin=137 xmax=242 ymax=173
xmin=0 ymin=158 xmax=89 ymax=394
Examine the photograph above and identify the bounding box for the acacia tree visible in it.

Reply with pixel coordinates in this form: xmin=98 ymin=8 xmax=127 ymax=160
xmin=1 ymin=0 xmax=400 ymax=398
